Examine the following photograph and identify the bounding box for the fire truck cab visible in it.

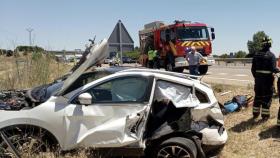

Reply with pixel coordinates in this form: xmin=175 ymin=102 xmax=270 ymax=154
xmin=139 ymin=20 xmax=215 ymax=74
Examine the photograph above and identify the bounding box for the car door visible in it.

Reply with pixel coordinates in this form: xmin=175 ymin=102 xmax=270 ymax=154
xmin=63 ymin=75 xmax=153 ymax=149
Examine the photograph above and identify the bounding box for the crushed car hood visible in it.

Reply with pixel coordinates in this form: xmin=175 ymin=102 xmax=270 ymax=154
xmin=57 ymin=39 xmax=109 ymax=95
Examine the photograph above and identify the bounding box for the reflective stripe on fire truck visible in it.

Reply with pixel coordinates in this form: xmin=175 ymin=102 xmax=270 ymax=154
xmin=196 ymin=42 xmax=202 ymax=46
xmin=181 ymin=41 xmax=192 ymax=47
xmin=181 ymin=41 xmax=210 ymax=47
xmin=182 ymin=41 xmax=189 ymax=46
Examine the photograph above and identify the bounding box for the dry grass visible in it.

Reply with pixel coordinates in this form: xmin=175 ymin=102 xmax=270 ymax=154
xmin=0 ymin=53 xmax=71 ymax=89
xmin=210 ymin=83 xmax=280 ymax=158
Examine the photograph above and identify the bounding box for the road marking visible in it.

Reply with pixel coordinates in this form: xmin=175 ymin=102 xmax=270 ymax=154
xmin=218 ymin=73 xmax=228 ymax=75
xmin=235 ymin=74 xmax=248 ymax=77
xmin=203 ymin=76 xmax=253 ymax=83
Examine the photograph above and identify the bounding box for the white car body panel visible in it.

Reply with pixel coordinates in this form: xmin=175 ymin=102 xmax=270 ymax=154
xmin=63 ymin=103 xmax=147 ymax=149
xmin=0 ymin=42 xmax=227 ymax=153
xmin=0 ymin=96 xmax=67 ymax=148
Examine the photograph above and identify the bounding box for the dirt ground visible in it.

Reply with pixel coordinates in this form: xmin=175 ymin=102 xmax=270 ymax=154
xmin=210 ymin=83 xmax=280 ymax=158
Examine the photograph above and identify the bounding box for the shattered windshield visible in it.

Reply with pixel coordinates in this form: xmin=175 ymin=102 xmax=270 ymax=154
xmin=176 ymin=27 xmax=209 ymax=40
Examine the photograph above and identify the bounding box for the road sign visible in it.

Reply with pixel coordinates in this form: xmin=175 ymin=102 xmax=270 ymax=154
xmin=108 ymin=20 xmax=134 ymax=64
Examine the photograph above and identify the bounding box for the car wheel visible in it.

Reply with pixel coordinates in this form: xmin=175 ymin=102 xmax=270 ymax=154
xmin=154 ymin=137 xmax=197 ymax=158
xmin=166 ymin=63 xmax=174 ymax=71
xmin=173 ymin=67 xmax=185 ymax=73
xmin=198 ymin=65 xmax=208 ymax=75
xmin=0 ymin=127 xmax=58 ymax=157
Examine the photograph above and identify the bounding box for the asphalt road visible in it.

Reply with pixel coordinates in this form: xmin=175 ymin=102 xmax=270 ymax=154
xmin=199 ymin=65 xmax=254 ymax=87
xmin=119 ymin=63 xmax=254 ymax=87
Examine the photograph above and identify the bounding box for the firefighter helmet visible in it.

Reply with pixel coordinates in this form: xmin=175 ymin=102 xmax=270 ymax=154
xmin=261 ymin=37 xmax=272 ymax=49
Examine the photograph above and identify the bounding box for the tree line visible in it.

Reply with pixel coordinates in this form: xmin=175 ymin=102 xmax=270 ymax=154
xmin=0 ymin=31 xmax=272 ymax=58
xmin=0 ymin=46 xmax=44 ymax=56
xmin=214 ymin=31 xmax=272 ymax=58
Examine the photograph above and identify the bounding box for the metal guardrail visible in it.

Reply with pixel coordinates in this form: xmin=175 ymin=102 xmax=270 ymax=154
xmin=214 ymin=58 xmax=252 ymax=66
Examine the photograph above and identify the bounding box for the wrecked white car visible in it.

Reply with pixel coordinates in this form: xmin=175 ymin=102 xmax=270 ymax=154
xmin=0 ymin=39 xmax=227 ymax=158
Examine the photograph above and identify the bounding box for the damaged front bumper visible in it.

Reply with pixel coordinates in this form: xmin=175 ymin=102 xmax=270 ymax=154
xmin=191 ymin=122 xmax=227 ymax=146
xmin=191 ymin=102 xmax=228 ymax=155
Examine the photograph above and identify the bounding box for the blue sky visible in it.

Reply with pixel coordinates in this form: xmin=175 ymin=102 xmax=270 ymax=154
xmin=0 ymin=0 xmax=280 ymax=55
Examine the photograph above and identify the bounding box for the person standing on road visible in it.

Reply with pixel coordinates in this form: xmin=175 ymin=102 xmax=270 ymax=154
xmin=153 ymin=50 xmax=161 ymax=69
xmin=148 ymin=47 xmax=156 ymax=68
xmin=251 ymin=37 xmax=279 ymax=121
xmin=186 ymin=46 xmax=203 ymax=75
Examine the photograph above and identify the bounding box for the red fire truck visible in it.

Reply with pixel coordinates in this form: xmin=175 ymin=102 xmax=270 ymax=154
xmin=139 ymin=20 xmax=215 ymax=74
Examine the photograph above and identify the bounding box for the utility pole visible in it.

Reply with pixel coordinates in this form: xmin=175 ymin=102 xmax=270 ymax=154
xmin=26 ymin=28 xmax=34 ymax=46
xmin=118 ymin=20 xmax=123 ymax=65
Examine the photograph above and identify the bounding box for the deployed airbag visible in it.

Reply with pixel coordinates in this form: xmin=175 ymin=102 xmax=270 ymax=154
xmin=154 ymin=80 xmax=200 ymax=108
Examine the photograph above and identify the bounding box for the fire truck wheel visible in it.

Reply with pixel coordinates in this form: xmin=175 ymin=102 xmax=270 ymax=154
xmin=199 ymin=65 xmax=208 ymax=75
xmin=166 ymin=63 xmax=174 ymax=71
xmin=174 ymin=67 xmax=184 ymax=73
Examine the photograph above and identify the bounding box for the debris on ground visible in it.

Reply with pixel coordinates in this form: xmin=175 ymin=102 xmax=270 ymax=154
xmin=220 ymin=94 xmax=254 ymax=114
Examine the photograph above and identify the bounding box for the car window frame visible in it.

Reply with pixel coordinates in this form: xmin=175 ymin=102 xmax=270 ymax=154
xmin=195 ymin=88 xmax=210 ymax=103
xmin=70 ymin=75 xmax=154 ymax=105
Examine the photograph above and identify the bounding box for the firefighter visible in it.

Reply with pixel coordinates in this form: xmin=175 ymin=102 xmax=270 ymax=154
xmin=153 ymin=50 xmax=161 ymax=69
xmin=164 ymin=41 xmax=176 ymax=71
xmin=277 ymin=75 xmax=280 ymax=127
xmin=148 ymin=47 xmax=156 ymax=68
xmin=251 ymin=37 xmax=279 ymax=120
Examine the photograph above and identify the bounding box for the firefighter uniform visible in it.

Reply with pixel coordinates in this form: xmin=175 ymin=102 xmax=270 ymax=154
xmin=148 ymin=49 xmax=156 ymax=68
xmin=277 ymin=78 xmax=280 ymax=127
xmin=251 ymin=38 xmax=279 ymax=120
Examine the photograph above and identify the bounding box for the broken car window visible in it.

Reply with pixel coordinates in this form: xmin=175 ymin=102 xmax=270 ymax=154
xmin=195 ymin=89 xmax=209 ymax=103
xmin=154 ymin=80 xmax=200 ymax=108
xmin=87 ymin=76 xmax=149 ymax=103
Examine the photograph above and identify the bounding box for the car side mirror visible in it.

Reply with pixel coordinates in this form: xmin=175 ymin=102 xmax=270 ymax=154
xmin=78 ymin=93 xmax=92 ymax=105
xmin=211 ymin=33 xmax=215 ymax=40
xmin=210 ymin=27 xmax=215 ymax=32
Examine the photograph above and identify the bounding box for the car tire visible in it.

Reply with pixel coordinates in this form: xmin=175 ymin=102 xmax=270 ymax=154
xmin=0 ymin=127 xmax=59 ymax=157
xmin=166 ymin=63 xmax=173 ymax=71
xmin=153 ymin=137 xmax=197 ymax=158
xmin=174 ymin=67 xmax=185 ymax=73
xmin=198 ymin=65 xmax=208 ymax=75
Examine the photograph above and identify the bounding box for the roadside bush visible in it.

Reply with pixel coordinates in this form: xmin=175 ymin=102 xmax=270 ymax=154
xmin=0 ymin=52 xmax=71 ymax=89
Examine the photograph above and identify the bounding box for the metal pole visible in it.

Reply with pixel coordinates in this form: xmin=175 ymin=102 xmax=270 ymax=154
xmin=118 ymin=20 xmax=123 ymax=65
xmin=26 ymin=28 xmax=34 ymax=46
